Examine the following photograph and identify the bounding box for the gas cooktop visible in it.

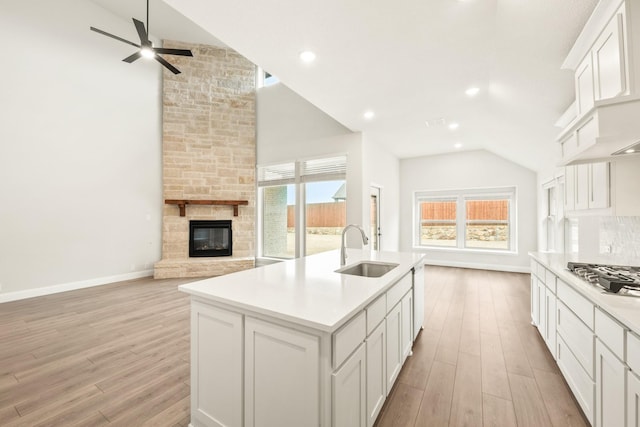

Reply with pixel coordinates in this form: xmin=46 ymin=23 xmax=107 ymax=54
xmin=567 ymin=262 xmax=640 ymax=295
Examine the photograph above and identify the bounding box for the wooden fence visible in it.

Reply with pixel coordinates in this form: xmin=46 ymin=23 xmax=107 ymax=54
xmin=287 ymin=202 xmax=346 ymax=227
xmin=421 ymin=200 xmax=508 ymax=221
xmin=285 ymin=200 xmax=506 ymax=227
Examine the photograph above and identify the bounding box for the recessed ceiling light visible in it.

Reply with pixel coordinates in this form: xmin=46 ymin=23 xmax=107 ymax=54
xmin=465 ymin=87 xmax=480 ymax=97
xmin=448 ymin=122 xmax=459 ymax=130
xmin=625 ymin=148 xmax=636 ymax=154
xmin=299 ymin=50 xmax=316 ymax=63
xmin=363 ymin=111 xmax=375 ymax=120
xmin=454 ymin=143 xmax=463 ymax=149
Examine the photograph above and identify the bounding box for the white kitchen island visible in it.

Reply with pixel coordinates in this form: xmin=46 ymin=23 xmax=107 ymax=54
xmin=179 ymin=249 xmax=426 ymax=427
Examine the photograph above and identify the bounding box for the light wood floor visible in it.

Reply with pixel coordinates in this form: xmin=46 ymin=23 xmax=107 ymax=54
xmin=0 ymin=277 xmax=194 ymax=426
xmin=375 ymin=266 xmax=589 ymax=427
xmin=0 ymin=267 xmax=588 ymax=426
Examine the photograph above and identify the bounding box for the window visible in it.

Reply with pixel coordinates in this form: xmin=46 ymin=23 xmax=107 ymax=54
xmin=415 ymin=187 xmax=516 ymax=252
xmin=464 ymin=198 xmax=509 ymax=250
xmin=418 ymin=199 xmax=457 ymax=247
xmin=258 ymin=156 xmax=347 ymax=259
xmin=258 ymin=163 xmax=295 ymax=258
xmin=257 ymin=67 xmax=279 ymax=88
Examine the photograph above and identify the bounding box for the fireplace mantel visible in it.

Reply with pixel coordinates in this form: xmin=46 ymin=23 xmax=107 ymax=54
xmin=165 ymin=199 xmax=249 ymax=217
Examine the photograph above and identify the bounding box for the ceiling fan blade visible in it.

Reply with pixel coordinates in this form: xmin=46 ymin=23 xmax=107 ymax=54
xmin=123 ymin=51 xmax=142 ymax=63
xmin=132 ymin=18 xmax=149 ymax=44
xmin=153 ymin=48 xmax=193 ymax=57
xmin=155 ymin=55 xmax=181 ymax=75
xmin=90 ymin=26 xmax=140 ymax=48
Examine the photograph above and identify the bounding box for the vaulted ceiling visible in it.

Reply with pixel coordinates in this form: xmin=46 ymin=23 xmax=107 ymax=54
xmin=92 ymin=0 xmax=598 ymax=171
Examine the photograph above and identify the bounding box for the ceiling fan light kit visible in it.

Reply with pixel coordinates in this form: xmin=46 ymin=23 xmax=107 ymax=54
xmin=90 ymin=0 xmax=193 ymax=74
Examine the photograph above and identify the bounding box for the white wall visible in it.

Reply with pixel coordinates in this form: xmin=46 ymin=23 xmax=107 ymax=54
xmin=362 ymin=136 xmax=400 ymax=251
xmin=257 ymin=83 xmax=351 ymax=150
xmin=399 ymin=150 xmax=538 ymax=272
xmin=0 ymin=0 xmax=163 ymax=299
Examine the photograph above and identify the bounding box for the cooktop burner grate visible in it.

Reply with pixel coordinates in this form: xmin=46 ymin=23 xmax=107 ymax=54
xmin=567 ymin=262 xmax=640 ymax=294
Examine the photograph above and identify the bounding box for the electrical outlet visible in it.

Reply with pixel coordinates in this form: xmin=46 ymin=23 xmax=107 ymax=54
xmin=0 ymin=282 xmax=3 ymax=292
xmin=601 ymin=245 xmax=612 ymax=254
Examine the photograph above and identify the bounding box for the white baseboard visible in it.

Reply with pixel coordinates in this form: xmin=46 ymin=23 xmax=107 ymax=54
xmin=0 ymin=270 xmax=154 ymax=303
xmin=423 ymin=259 xmax=531 ymax=274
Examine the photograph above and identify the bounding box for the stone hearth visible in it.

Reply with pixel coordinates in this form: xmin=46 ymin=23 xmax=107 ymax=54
xmin=154 ymin=41 xmax=256 ymax=279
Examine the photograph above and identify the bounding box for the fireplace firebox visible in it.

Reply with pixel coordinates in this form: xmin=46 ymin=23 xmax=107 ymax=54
xmin=189 ymin=220 xmax=232 ymax=257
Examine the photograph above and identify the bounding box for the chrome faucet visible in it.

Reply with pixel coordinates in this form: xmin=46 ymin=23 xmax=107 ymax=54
xmin=341 ymin=224 xmax=369 ymax=266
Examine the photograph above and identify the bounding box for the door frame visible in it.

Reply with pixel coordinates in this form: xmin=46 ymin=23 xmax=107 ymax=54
xmin=370 ymin=185 xmax=382 ymax=250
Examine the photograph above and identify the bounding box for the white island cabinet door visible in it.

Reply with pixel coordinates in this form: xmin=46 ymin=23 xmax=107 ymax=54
xmin=332 ymin=343 xmax=366 ymax=427
xmin=596 ymin=339 xmax=627 ymax=427
xmin=366 ymin=321 xmax=386 ymax=427
xmin=191 ymin=301 xmax=243 ymax=427
xmin=245 ymin=317 xmax=320 ymax=427
xmin=386 ymin=302 xmax=402 ymax=393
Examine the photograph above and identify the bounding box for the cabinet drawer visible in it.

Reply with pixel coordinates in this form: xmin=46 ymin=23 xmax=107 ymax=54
xmin=530 ymin=259 xmax=539 ymax=278
xmin=556 ymin=335 xmax=595 ymax=425
xmin=538 ymin=264 xmax=546 ymax=281
xmin=366 ymin=295 xmax=386 ymax=336
xmin=334 ymin=311 xmax=366 ymax=369
xmin=627 ymin=331 xmax=640 ymax=373
xmin=557 ymin=279 xmax=594 ymax=329
xmin=595 ymin=308 xmax=625 ymax=361
xmin=386 ymin=272 xmax=412 ymax=313
xmin=557 ymin=301 xmax=595 ymax=377
xmin=545 ymin=269 xmax=556 ymax=294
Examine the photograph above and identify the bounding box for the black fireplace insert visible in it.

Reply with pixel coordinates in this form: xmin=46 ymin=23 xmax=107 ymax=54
xmin=189 ymin=220 xmax=232 ymax=257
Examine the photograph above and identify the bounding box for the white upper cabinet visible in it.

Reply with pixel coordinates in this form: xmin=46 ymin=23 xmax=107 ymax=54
xmin=564 ymin=162 xmax=610 ymax=214
xmin=575 ymin=164 xmax=591 ymax=211
xmin=556 ymin=1 xmax=640 ymax=164
xmin=576 ymin=54 xmax=595 ymax=116
xmin=589 ymin=161 xmax=610 ymax=209
xmin=593 ymin=11 xmax=627 ymax=101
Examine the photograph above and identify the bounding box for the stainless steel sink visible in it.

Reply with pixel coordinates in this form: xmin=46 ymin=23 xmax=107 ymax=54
xmin=335 ymin=261 xmax=399 ymax=278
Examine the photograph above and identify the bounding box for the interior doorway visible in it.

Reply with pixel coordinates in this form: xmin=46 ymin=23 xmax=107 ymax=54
xmin=370 ymin=186 xmax=381 ymax=250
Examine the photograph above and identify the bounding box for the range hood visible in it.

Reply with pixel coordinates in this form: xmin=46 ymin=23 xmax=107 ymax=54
xmin=556 ymin=96 xmax=640 ymax=165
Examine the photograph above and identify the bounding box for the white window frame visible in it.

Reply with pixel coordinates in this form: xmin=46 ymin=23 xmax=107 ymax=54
xmin=257 ymin=155 xmax=347 ymax=260
xmin=413 ymin=186 xmax=518 ymax=254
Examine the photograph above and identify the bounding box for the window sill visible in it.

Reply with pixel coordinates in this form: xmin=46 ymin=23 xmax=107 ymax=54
xmin=412 ymin=246 xmax=519 ymax=256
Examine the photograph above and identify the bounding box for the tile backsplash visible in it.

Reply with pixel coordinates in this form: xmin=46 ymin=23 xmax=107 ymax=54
xmin=600 ymin=216 xmax=640 ymax=259
xmin=568 ymin=216 xmax=640 ymax=264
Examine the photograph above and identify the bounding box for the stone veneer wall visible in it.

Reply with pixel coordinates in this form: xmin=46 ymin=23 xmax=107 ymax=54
xmin=154 ymin=41 xmax=256 ymax=279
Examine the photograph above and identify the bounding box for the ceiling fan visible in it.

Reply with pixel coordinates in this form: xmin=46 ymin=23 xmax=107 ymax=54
xmin=90 ymin=0 xmax=193 ymax=74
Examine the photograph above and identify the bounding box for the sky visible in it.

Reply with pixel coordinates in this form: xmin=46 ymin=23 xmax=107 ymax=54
xmin=287 ymin=180 xmax=345 ymax=205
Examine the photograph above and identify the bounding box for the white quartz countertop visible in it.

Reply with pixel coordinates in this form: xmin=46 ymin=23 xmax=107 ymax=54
xmin=530 ymin=252 xmax=640 ymax=337
xmin=179 ymin=249 xmax=426 ymax=332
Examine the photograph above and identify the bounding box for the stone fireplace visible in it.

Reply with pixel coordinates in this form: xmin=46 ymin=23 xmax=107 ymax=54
xmin=154 ymin=41 xmax=256 ymax=279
